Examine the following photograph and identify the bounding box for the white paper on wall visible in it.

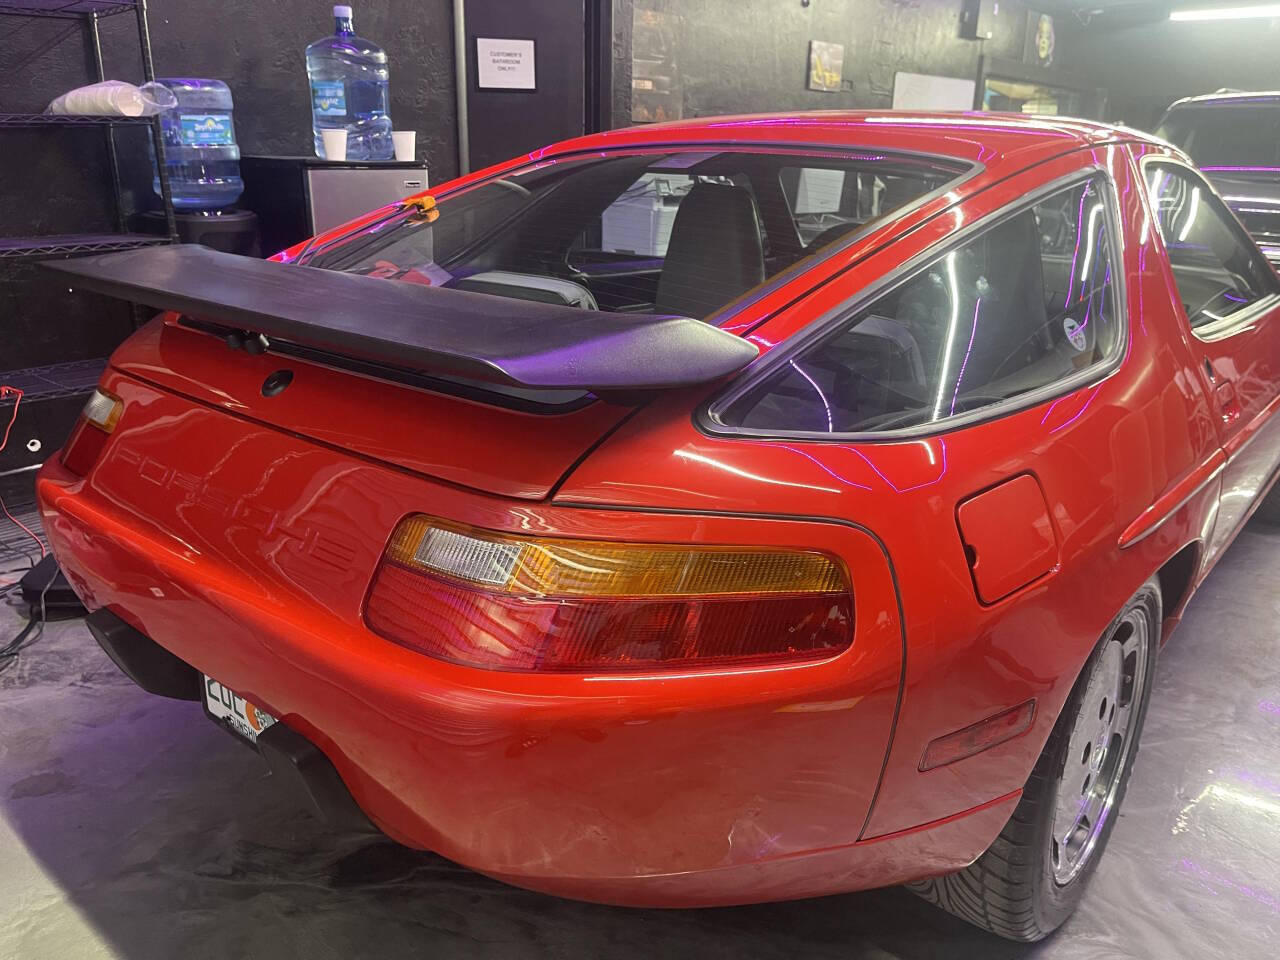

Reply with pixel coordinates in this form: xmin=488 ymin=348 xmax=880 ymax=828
xmin=892 ymin=72 xmax=977 ymax=112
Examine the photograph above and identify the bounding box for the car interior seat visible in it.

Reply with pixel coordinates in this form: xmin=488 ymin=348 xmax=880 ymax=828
xmin=654 ymin=182 xmax=766 ymax=320
xmin=949 ymin=210 xmax=1050 ymax=394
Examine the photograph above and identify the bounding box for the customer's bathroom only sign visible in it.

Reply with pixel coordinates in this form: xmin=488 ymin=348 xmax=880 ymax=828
xmin=476 ymin=38 xmax=536 ymax=90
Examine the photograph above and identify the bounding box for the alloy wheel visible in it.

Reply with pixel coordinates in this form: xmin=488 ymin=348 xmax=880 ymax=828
xmin=1050 ymin=608 xmax=1149 ymax=885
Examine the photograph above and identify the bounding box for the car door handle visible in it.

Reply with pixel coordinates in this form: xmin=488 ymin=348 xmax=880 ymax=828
xmin=1216 ymin=379 xmax=1241 ymax=425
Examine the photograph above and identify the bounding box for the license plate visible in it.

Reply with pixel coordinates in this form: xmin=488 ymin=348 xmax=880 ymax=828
xmin=202 ymin=675 xmax=277 ymax=744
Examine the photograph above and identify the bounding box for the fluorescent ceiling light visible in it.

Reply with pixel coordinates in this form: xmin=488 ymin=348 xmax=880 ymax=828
xmin=1170 ymin=4 xmax=1280 ymax=20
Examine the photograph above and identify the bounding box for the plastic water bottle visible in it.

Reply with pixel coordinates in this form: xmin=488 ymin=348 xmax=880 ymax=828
xmin=306 ymin=5 xmax=393 ymax=161
xmin=150 ymin=78 xmax=244 ymax=211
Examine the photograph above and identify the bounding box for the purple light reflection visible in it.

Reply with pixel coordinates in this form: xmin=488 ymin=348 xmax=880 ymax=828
xmin=1065 ymin=187 xmax=1090 ymax=305
xmin=776 ymin=445 xmax=873 ymax=491
xmin=1225 ymin=766 xmax=1280 ymax=796
xmin=1049 ymin=385 xmax=1102 ymax=435
xmin=1137 ymin=246 xmax=1149 ymax=339
xmin=789 ymin=360 xmax=833 ymax=432
xmin=1040 ymin=395 xmax=1068 ymax=426
xmin=1179 ymin=858 xmax=1280 ymax=915
xmin=839 ymin=439 xmax=948 ymax=493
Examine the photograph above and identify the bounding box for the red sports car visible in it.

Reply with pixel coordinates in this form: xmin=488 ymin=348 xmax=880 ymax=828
xmin=37 ymin=112 xmax=1280 ymax=942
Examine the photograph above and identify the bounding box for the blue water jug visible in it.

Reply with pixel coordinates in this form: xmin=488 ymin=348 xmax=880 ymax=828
xmin=306 ymin=4 xmax=393 ymax=161
xmin=151 ymin=78 xmax=244 ymax=211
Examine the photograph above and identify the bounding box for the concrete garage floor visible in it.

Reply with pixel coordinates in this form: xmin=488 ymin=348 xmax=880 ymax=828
xmin=1 ymin=518 xmax=1278 ymax=959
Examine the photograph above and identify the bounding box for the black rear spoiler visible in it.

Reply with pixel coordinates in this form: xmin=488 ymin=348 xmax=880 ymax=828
xmin=42 ymin=245 xmax=758 ymax=392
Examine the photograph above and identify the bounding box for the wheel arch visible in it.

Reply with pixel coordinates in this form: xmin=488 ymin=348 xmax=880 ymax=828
xmin=1154 ymin=539 xmax=1202 ymax=643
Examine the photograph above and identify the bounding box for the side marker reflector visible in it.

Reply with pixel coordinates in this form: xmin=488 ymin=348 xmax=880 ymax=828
xmin=920 ymin=700 xmax=1036 ymax=771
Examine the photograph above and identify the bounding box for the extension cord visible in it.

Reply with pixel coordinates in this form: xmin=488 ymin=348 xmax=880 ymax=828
xmin=0 ymin=385 xmax=21 ymax=455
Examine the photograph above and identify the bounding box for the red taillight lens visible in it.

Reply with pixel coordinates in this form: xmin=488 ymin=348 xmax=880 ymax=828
xmin=61 ymin=388 xmax=122 ymax=476
xmin=365 ymin=516 xmax=853 ymax=673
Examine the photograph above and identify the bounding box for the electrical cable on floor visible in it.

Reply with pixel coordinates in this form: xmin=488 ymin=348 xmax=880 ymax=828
xmin=0 ymin=521 xmax=50 ymax=676
xmin=0 ymin=492 xmax=45 ymax=564
xmin=0 ymin=594 xmax=46 ymax=676
xmin=0 ymin=510 xmax=43 ymax=591
xmin=0 ymin=383 xmax=50 ymax=675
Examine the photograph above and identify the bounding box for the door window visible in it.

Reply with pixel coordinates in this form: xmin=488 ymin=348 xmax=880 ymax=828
xmin=1144 ymin=163 xmax=1277 ymax=330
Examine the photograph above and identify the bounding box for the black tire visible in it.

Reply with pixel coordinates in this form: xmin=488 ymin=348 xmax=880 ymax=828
xmin=909 ymin=579 xmax=1161 ymax=942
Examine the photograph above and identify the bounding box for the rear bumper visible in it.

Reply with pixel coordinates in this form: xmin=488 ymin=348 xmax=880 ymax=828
xmin=60 ymin=606 xmax=1021 ymax=907
xmin=37 ymin=416 xmax=1009 ymax=905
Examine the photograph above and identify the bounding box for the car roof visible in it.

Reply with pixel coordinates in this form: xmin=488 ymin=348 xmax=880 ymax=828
xmin=560 ymin=110 xmax=1153 ymax=183
xmin=1167 ymin=91 xmax=1280 ymax=109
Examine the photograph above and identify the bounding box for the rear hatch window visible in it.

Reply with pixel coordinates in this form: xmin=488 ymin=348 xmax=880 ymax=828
xmin=302 ymin=147 xmax=968 ymax=330
xmin=1157 ymin=104 xmax=1280 ymax=168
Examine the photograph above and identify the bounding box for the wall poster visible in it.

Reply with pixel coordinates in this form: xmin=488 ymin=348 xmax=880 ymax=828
xmin=807 ymin=40 xmax=844 ymax=93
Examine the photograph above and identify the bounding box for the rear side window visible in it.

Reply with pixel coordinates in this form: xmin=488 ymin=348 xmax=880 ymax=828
xmin=1144 ymin=163 xmax=1277 ymax=329
xmin=713 ymin=175 xmax=1122 ymax=435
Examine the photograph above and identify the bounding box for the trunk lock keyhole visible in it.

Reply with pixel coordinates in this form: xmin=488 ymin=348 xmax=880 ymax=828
xmin=262 ymin=370 xmax=294 ymax=397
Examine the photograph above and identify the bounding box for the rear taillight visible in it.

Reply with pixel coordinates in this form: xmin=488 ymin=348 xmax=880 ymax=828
xmin=61 ymin=388 xmax=122 ymax=476
xmin=365 ymin=515 xmax=853 ymax=673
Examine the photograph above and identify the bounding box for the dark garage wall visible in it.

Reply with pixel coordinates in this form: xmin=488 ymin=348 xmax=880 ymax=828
xmin=610 ymin=0 xmax=1080 ymax=125
xmin=1 ymin=0 xmax=459 ymax=181
xmin=1070 ymin=18 xmax=1280 ymax=132
xmin=0 ymin=1 xmax=459 ymax=376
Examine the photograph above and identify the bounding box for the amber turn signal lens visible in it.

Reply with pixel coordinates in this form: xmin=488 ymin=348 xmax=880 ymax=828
xmin=384 ymin=516 xmax=846 ymax=597
xmin=61 ymin=388 xmax=123 ymax=476
xmin=81 ymin=388 xmax=123 ymax=433
xmin=366 ymin=515 xmax=853 ymax=673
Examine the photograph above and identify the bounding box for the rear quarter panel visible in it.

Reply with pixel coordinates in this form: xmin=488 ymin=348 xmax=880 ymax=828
xmin=556 ymin=142 xmax=1223 ymax=837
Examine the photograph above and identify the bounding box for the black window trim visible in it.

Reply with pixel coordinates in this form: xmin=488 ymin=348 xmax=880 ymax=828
xmin=699 ymin=165 xmax=1129 ymax=443
xmin=1137 ymin=155 xmax=1280 ymax=344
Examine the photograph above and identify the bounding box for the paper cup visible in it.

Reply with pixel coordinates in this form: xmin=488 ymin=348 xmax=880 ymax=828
xmin=392 ymin=130 xmax=416 ymax=162
xmin=321 ymin=129 xmax=348 ymax=162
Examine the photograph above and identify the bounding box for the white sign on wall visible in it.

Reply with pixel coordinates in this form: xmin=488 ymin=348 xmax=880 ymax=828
xmin=476 ymin=38 xmax=536 ymax=90
xmin=892 ymin=71 xmax=977 ymax=112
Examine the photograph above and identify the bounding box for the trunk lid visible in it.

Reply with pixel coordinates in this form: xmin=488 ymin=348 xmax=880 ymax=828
xmin=109 ymin=317 xmax=632 ymax=500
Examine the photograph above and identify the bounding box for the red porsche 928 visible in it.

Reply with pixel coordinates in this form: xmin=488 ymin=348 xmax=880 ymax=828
xmin=36 ymin=112 xmax=1280 ymax=942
